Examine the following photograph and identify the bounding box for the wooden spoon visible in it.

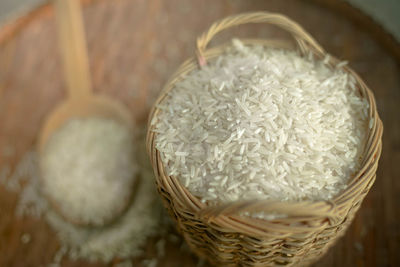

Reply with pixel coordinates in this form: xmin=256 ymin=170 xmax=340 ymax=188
xmin=38 ymin=0 xmax=134 ymax=226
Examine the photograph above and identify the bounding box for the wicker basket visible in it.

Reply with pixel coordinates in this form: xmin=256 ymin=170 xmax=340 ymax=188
xmin=146 ymin=12 xmax=383 ymax=267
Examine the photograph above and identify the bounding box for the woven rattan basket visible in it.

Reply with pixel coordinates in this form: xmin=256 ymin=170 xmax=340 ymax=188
xmin=146 ymin=12 xmax=383 ymax=267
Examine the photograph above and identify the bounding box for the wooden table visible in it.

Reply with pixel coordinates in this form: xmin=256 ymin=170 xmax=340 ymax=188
xmin=0 ymin=0 xmax=399 ymax=266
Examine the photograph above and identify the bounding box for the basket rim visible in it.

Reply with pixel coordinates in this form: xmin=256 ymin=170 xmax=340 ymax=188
xmin=146 ymin=12 xmax=383 ymax=235
xmin=148 ymin=38 xmax=383 ymax=222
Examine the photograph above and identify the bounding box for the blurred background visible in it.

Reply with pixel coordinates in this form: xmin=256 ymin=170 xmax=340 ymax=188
xmin=1 ymin=0 xmax=399 ymax=41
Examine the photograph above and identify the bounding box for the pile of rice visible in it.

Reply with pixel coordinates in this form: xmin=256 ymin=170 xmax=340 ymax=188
xmin=153 ymin=39 xmax=369 ymax=204
xmin=1 ymin=126 xmax=164 ymax=264
xmin=40 ymin=118 xmax=137 ymax=226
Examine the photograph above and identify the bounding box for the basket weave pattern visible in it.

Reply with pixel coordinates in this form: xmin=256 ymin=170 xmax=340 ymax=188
xmin=146 ymin=12 xmax=383 ymax=266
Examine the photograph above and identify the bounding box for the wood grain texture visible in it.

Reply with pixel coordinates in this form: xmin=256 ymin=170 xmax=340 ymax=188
xmin=0 ymin=0 xmax=398 ymax=266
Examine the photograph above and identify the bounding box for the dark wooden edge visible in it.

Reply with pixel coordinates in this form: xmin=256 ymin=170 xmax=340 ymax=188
xmin=0 ymin=0 xmax=94 ymax=45
xmin=306 ymin=0 xmax=400 ymax=63
xmin=0 ymin=0 xmax=399 ymax=62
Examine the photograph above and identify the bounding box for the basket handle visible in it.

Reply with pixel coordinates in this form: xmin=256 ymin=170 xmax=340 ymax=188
xmin=196 ymin=12 xmax=325 ymax=66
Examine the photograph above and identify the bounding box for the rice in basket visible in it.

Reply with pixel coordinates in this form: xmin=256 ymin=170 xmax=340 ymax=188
xmin=152 ymin=39 xmax=369 ymax=207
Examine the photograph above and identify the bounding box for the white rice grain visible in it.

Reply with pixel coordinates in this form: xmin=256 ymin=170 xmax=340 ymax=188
xmin=153 ymin=39 xmax=369 ymax=204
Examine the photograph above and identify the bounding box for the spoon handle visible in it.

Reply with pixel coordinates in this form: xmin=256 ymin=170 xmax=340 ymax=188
xmin=54 ymin=0 xmax=92 ymax=100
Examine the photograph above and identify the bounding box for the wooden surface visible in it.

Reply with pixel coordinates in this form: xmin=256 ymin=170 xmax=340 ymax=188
xmin=0 ymin=0 xmax=399 ymax=266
